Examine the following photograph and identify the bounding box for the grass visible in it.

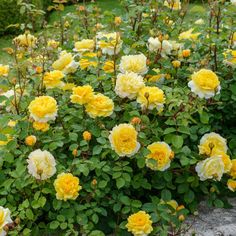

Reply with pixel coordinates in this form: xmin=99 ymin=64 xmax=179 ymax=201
xmin=0 ymin=0 xmax=206 ymax=64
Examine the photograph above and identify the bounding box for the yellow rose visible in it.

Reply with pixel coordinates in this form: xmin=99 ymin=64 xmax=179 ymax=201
xmin=7 ymin=120 xmax=17 ymax=127
xmin=79 ymin=52 xmax=98 ymax=70
xmin=43 ymin=70 xmax=64 ymax=89
xmin=28 ymin=96 xmax=58 ymax=122
xmin=114 ymin=16 xmax=122 ymax=25
xmin=182 ymin=49 xmax=191 ymax=58
xmin=70 ymin=85 xmax=94 ymax=105
xmin=172 ymin=60 xmax=181 ymax=68
xmin=54 ymin=173 xmax=82 ymax=201
xmin=33 ymin=121 xmax=50 ymax=132
xmin=195 ymin=156 xmax=224 ymax=181
xmin=83 ymin=131 xmax=92 ymax=141
xmin=52 ymin=51 xmax=79 ymax=74
xmin=211 ymin=150 xmax=232 ymax=173
xmin=198 ymin=132 xmax=227 ymax=156
xmin=62 ymin=83 xmax=76 ymax=91
xmin=224 ymin=50 xmax=236 ymax=67
xmin=102 ymin=60 xmax=114 ymax=73
xmin=97 ymin=32 xmax=122 ymax=55
xmin=0 ymin=206 xmax=12 ymax=236
xmin=25 ymin=135 xmax=37 ymax=146
xmin=230 ymin=159 xmax=236 ymax=179
xmin=47 ymin=39 xmax=59 ymax=49
xmin=188 ymin=69 xmax=221 ymax=99
xmin=27 ymin=149 xmax=56 ymax=180
xmin=137 ymin=86 xmax=165 ymax=110
xmin=227 ymin=179 xmax=236 ymax=192
xmin=115 ymin=72 xmax=145 ymax=99
xmin=13 ymin=32 xmax=37 ymax=47
xmin=147 ymin=69 xmax=165 ymax=82
xmin=179 ymin=29 xmax=200 ymax=41
xmin=74 ymin=39 xmax=95 ymax=53
xmin=119 ymin=54 xmax=148 ymax=75
xmin=126 ymin=211 xmax=153 ymax=236
xmin=109 ymin=123 xmax=140 ymax=157
xmin=85 ymin=93 xmax=114 ymax=118
xmin=0 ymin=64 xmax=9 ymax=77
xmin=164 ymin=0 xmax=181 ymax=10
xmin=146 ymin=142 xmax=172 ymax=171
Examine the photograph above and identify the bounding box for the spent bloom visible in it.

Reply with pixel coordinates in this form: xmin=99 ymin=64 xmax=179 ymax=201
xmin=188 ymin=69 xmax=221 ymax=99
xmin=54 ymin=173 xmax=82 ymax=201
xmin=109 ymin=123 xmax=140 ymax=157
xmin=126 ymin=211 xmax=153 ymax=236
xmin=27 ymin=149 xmax=56 ymax=180
xmin=28 ymin=96 xmax=58 ymax=123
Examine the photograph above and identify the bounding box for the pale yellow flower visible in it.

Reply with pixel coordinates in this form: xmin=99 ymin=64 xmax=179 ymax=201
xmin=33 ymin=121 xmax=50 ymax=132
xmin=13 ymin=32 xmax=37 ymax=47
xmin=0 ymin=64 xmax=9 ymax=77
xmin=115 ymin=72 xmax=145 ymax=99
xmin=103 ymin=60 xmax=114 ymax=73
xmin=109 ymin=123 xmax=140 ymax=157
xmin=230 ymin=159 xmax=236 ymax=179
xmin=43 ymin=70 xmax=64 ymax=89
xmin=179 ymin=29 xmax=200 ymax=41
xmin=54 ymin=173 xmax=82 ymax=201
xmin=73 ymin=39 xmax=95 ymax=53
xmin=27 ymin=149 xmax=56 ymax=180
xmin=0 ymin=206 xmax=12 ymax=236
xmin=47 ymin=39 xmax=60 ymax=49
xmin=227 ymin=179 xmax=236 ymax=192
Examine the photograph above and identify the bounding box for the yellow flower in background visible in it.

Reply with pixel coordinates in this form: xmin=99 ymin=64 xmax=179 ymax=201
xmin=103 ymin=60 xmax=114 ymax=73
xmin=0 ymin=64 xmax=9 ymax=77
xmin=188 ymin=69 xmax=221 ymax=99
xmin=115 ymin=72 xmax=145 ymax=99
xmin=230 ymin=160 xmax=236 ymax=179
xmin=146 ymin=142 xmax=173 ymax=171
xmin=109 ymin=123 xmax=140 ymax=157
xmin=0 ymin=134 xmax=12 ymax=146
xmin=62 ymin=83 xmax=75 ymax=91
xmin=0 ymin=206 xmax=12 ymax=236
xmin=43 ymin=70 xmax=64 ymax=89
xmin=179 ymin=29 xmax=200 ymax=41
xmin=224 ymin=50 xmax=236 ymax=67
xmin=85 ymin=93 xmax=114 ymax=118
xmin=147 ymin=69 xmax=166 ymax=82
xmin=119 ymin=54 xmax=148 ymax=75
xmin=227 ymin=179 xmax=236 ymax=192
xmin=137 ymin=86 xmax=165 ymax=110
xmin=114 ymin=16 xmax=122 ymax=26
xmin=70 ymin=85 xmax=94 ymax=105
xmin=164 ymin=0 xmax=181 ymax=10
xmin=25 ymin=135 xmax=37 ymax=146
xmin=73 ymin=39 xmax=95 ymax=53
xmin=28 ymin=96 xmax=58 ymax=122
xmin=13 ymin=32 xmax=37 ymax=47
xmin=97 ymin=32 xmax=122 ymax=55
xmin=47 ymin=39 xmax=60 ymax=49
xmin=195 ymin=156 xmax=224 ymax=181
xmin=83 ymin=131 xmax=92 ymax=141
xmin=52 ymin=51 xmax=79 ymax=74
xmin=198 ymin=132 xmax=227 ymax=156
xmin=54 ymin=173 xmax=82 ymax=201
xmin=33 ymin=121 xmax=50 ymax=132
xmin=211 ymin=150 xmax=232 ymax=173
xmin=182 ymin=49 xmax=191 ymax=58
xmin=27 ymin=149 xmax=56 ymax=180
xmin=172 ymin=60 xmax=181 ymax=68
xmin=7 ymin=120 xmax=17 ymax=127
xmin=126 ymin=211 xmax=153 ymax=236
xmin=79 ymin=52 xmax=98 ymax=70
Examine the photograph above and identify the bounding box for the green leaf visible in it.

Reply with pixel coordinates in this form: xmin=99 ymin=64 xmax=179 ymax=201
xmin=171 ymin=135 xmax=184 ymax=149
xmin=214 ymin=199 xmax=224 ymax=208
xmin=116 ymin=178 xmax=125 ymax=189
xmin=89 ymin=230 xmax=105 ymax=236
xmin=49 ymin=221 xmax=60 ymax=230
xmin=161 ymin=189 xmax=172 ymax=201
xmin=199 ymin=111 xmax=209 ymax=124
xmin=184 ymin=190 xmax=195 ymax=203
xmin=26 ymin=209 xmax=34 ymax=220
xmin=92 ymin=145 xmax=102 ymax=155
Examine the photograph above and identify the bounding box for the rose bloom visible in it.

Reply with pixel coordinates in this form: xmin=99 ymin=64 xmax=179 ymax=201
xmin=198 ymin=132 xmax=227 ymax=156
xmin=188 ymin=69 xmax=221 ymax=99
xmin=109 ymin=123 xmax=140 ymax=157
xmin=27 ymin=149 xmax=56 ymax=180
xmin=7 ymin=120 xmax=17 ymax=127
xmin=96 ymin=32 xmax=122 ymax=55
xmin=79 ymin=52 xmax=98 ymax=70
xmin=85 ymin=93 xmax=114 ymax=118
xmin=210 ymin=150 xmax=232 ymax=173
xmin=33 ymin=121 xmax=50 ymax=132
xmin=179 ymin=29 xmax=200 ymax=41
xmin=54 ymin=173 xmax=82 ymax=201
xmin=0 ymin=206 xmax=12 ymax=236
xmin=28 ymin=96 xmax=58 ymax=122
xmin=0 ymin=64 xmax=9 ymax=77
xmin=103 ymin=60 xmax=114 ymax=73
xmin=25 ymin=135 xmax=37 ymax=146
xmin=73 ymin=39 xmax=95 ymax=53
xmin=146 ymin=142 xmax=173 ymax=171
xmin=62 ymin=83 xmax=75 ymax=91
xmin=230 ymin=159 xmax=236 ymax=179
xmin=224 ymin=50 xmax=236 ymax=67
xmin=227 ymin=179 xmax=236 ymax=192
xmin=147 ymin=37 xmax=172 ymax=57
xmin=126 ymin=211 xmax=153 ymax=236
xmin=195 ymin=156 xmax=224 ymax=181
xmin=47 ymin=39 xmax=59 ymax=49
xmin=83 ymin=131 xmax=92 ymax=141
xmin=13 ymin=32 xmax=37 ymax=47
xmin=137 ymin=86 xmax=165 ymax=110
xmin=114 ymin=16 xmax=122 ymax=25
xmin=115 ymin=72 xmax=145 ymax=99
xmin=70 ymin=85 xmax=94 ymax=105
xmin=119 ymin=54 xmax=148 ymax=75
xmin=164 ymin=0 xmax=181 ymax=10
xmin=147 ymin=68 xmax=166 ymax=82
xmin=52 ymin=51 xmax=79 ymax=74
xmin=43 ymin=70 xmax=64 ymax=89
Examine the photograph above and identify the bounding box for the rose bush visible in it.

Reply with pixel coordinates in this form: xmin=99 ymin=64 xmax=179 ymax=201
xmin=0 ymin=0 xmax=236 ymax=235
